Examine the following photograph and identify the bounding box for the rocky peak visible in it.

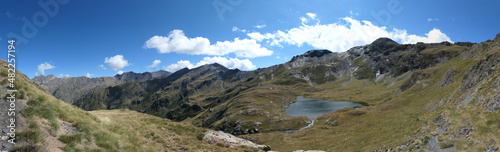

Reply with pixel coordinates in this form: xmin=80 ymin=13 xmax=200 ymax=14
xmin=151 ymin=70 xmax=171 ymax=77
xmin=46 ymin=74 xmax=57 ymax=79
xmin=303 ymin=49 xmax=333 ymax=58
xmin=290 ymin=49 xmax=332 ymax=62
xmin=115 ymin=70 xmax=171 ymax=82
xmin=371 ymin=37 xmax=398 ymax=45
xmin=196 ymin=63 xmax=229 ymax=71
xmin=495 ymin=33 xmax=500 ymax=41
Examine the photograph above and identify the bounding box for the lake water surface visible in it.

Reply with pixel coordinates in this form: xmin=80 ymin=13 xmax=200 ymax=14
xmin=286 ymin=97 xmax=362 ymax=120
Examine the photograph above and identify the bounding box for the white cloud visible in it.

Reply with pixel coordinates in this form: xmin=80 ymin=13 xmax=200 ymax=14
xmin=164 ymin=57 xmax=256 ymax=72
xmin=98 ymin=64 xmax=107 ymax=70
xmin=144 ymin=29 xmax=273 ymax=58
xmin=232 ymin=26 xmax=247 ymax=32
xmin=300 ymin=17 xmax=308 ymax=24
xmin=104 ymin=55 xmax=130 ymax=71
xmin=148 ymin=59 xmax=161 ymax=68
xmin=396 ymin=28 xmax=452 ymax=44
xmin=117 ymin=71 xmax=124 ymax=75
xmin=247 ymin=15 xmax=452 ymax=52
xmin=57 ymin=74 xmax=69 ymax=78
xmin=427 ymin=18 xmax=439 ymax=22
xmin=36 ymin=62 xmax=55 ymax=75
xmin=254 ymin=24 xmax=266 ymax=29
xmin=85 ymin=73 xmax=94 ymax=78
xmin=195 ymin=56 xmax=256 ymax=70
xmin=306 ymin=13 xmax=317 ymax=19
xmin=350 ymin=10 xmax=359 ymax=16
xmin=164 ymin=60 xmax=195 ymax=72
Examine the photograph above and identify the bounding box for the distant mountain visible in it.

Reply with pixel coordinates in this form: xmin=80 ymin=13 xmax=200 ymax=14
xmin=32 ymin=70 xmax=171 ymax=104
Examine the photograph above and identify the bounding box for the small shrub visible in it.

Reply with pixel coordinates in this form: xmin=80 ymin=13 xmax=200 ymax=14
xmin=349 ymin=110 xmax=367 ymax=116
xmin=10 ymin=145 xmax=41 ymax=152
xmin=37 ymin=95 xmax=48 ymax=102
xmin=20 ymin=102 xmax=60 ymax=131
xmin=437 ymin=135 xmax=446 ymax=142
xmin=439 ymin=140 xmax=454 ymax=149
xmin=58 ymin=133 xmax=83 ymax=144
xmin=0 ymin=78 xmax=8 ymax=85
xmin=216 ymin=141 xmax=229 ymax=148
xmin=17 ymin=121 xmax=44 ymax=144
xmin=422 ymin=135 xmax=430 ymax=144
xmin=196 ymin=132 xmax=205 ymax=140
xmin=60 ymin=143 xmax=82 ymax=152
xmin=0 ymin=68 xmax=8 ymax=77
xmin=18 ymin=89 xmax=26 ymax=99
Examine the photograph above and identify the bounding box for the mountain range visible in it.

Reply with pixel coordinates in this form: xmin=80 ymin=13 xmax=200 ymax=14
xmin=20 ymin=33 xmax=500 ymax=151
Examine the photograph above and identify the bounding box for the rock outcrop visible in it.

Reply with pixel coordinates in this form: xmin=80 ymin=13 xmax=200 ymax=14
xmin=202 ymin=130 xmax=269 ymax=150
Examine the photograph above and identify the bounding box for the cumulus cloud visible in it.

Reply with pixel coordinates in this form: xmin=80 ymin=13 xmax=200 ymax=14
xmin=254 ymin=24 xmax=266 ymax=29
xmin=306 ymin=13 xmax=317 ymax=19
xmin=247 ymin=15 xmax=452 ymax=52
xmin=394 ymin=28 xmax=451 ymax=44
xmin=164 ymin=57 xmax=256 ymax=72
xmin=36 ymin=62 xmax=55 ymax=75
xmin=148 ymin=59 xmax=161 ymax=68
xmin=117 ymin=71 xmax=124 ymax=75
xmin=85 ymin=73 xmax=94 ymax=78
xmin=164 ymin=60 xmax=194 ymax=72
xmin=104 ymin=55 xmax=130 ymax=71
xmin=144 ymin=29 xmax=273 ymax=58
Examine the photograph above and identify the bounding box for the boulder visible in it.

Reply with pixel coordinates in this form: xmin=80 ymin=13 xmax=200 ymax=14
xmin=202 ymin=130 xmax=268 ymax=150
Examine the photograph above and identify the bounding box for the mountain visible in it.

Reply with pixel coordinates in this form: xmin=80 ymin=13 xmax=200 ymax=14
xmin=31 ymin=34 xmax=500 ymax=151
xmin=32 ymin=70 xmax=171 ymax=104
xmin=0 ymin=60 xmax=266 ymax=151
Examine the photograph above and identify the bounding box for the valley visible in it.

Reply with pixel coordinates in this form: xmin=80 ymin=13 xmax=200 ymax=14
xmin=5 ymin=34 xmax=499 ymax=151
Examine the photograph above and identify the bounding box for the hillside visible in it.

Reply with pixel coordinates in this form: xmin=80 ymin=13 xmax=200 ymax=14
xmin=33 ymin=71 xmax=171 ymax=104
xmin=30 ymin=34 xmax=500 ymax=151
xmin=0 ymin=60 xmax=262 ymax=151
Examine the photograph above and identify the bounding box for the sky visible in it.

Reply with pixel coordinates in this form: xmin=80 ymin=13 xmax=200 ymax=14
xmin=1 ymin=0 xmax=499 ymax=79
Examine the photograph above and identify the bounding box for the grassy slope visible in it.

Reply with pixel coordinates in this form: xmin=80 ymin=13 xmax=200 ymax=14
xmin=0 ymin=61 xmax=254 ymax=152
xmin=239 ymin=43 xmax=500 ymax=151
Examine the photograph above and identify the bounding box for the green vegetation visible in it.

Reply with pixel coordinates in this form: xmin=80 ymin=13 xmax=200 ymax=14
xmin=0 ymin=60 xmax=254 ymax=152
xmin=5 ymin=36 xmax=500 ymax=151
xmin=439 ymin=140 xmax=454 ymax=149
xmin=238 ymin=42 xmax=500 ymax=151
xmin=58 ymin=134 xmax=83 ymax=144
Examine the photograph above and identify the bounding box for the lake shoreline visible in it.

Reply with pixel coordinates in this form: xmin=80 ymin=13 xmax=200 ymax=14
xmin=279 ymin=97 xmax=363 ymax=133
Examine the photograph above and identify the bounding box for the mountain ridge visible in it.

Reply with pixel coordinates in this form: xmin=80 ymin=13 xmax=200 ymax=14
xmin=33 ymin=70 xmax=171 ymax=104
xmin=29 ymin=34 xmax=500 ymax=151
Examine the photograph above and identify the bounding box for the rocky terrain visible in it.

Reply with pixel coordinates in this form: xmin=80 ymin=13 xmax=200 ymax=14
xmin=0 ymin=60 xmax=265 ymax=151
xmin=27 ymin=33 xmax=500 ymax=151
xmin=33 ymin=70 xmax=171 ymax=104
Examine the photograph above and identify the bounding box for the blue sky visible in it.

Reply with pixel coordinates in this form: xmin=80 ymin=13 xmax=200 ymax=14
xmin=1 ymin=0 xmax=499 ymax=78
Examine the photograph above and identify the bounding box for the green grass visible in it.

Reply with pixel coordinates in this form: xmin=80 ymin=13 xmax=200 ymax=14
xmin=239 ymin=43 xmax=500 ymax=151
xmin=439 ymin=140 xmax=454 ymax=149
xmin=0 ymin=59 xmax=256 ymax=152
xmin=22 ymin=97 xmax=60 ymax=131
xmin=58 ymin=133 xmax=84 ymax=144
xmin=17 ymin=120 xmax=44 ymax=144
xmin=3 ymin=41 xmax=499 ymax=151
